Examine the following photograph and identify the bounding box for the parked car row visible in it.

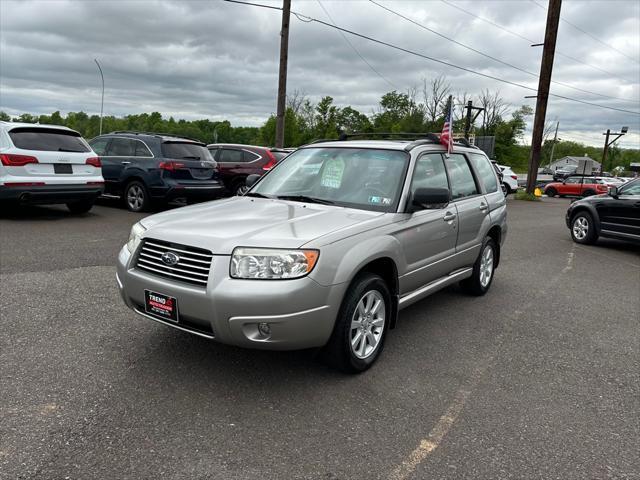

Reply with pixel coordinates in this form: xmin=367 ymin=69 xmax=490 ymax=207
xmin=0 ymin=123 xmax=290 ymax=213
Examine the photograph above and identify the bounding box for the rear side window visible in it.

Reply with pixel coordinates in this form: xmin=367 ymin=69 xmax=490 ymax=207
xmin=89 ymin=138 xmax=110 ymax=155
xmin=244 ymin=151 xmax=260 ymax=162
xmin=445 ymin=154 xmax=479 ymax=199
xmin=469 ymin=153 xmax=499 ymax=193
xmin=219 ymin=149 xmax=244 ymax=163
xmin=106 ymin=138 xmax=135 ymax=156
xmin=161 ymin=142 xmax=212 ymax=160
xmin=134 ymin=140 xmax=153 ymax=157
xmin=410 ymin=153 xmax=449 ymax=192
xmin=9 ymin=128 xmax=90 ymax=152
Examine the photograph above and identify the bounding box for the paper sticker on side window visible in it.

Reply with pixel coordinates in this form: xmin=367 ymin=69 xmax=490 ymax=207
xmin=321 ymin=158 xmax=345 ymax=189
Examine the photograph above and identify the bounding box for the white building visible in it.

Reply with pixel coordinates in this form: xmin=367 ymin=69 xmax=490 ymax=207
xmin=549 ymin=155 xmax=601 ymax=173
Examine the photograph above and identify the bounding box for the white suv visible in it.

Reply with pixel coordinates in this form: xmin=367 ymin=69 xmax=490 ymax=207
xmin=498 ymin=164 xmax=519 ymax=194
xmin=0 ymin=122 xmax=104 ymax=213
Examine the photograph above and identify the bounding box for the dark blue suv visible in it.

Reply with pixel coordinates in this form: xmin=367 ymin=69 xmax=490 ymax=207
xmin=89 ymin=131 xmax=224 ymax=211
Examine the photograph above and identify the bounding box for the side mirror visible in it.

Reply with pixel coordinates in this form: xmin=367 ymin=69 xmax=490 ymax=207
xmin=608 ymin=186 xmax=618 ymax=197
xmin=410 ymin=187 xmax=450 ymax=212
xmin=245 ymin=174 xmax=261 ymax=188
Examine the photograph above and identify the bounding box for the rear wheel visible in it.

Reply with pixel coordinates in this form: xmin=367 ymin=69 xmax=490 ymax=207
xmin=545 ymin=187 xmax=557 ymax=198
xmin=502 ymin=183 xmax=512 ymax=195
xmin=124 ymin=181 xmax=149 ymax=212
xmin=232 ymin=179 xmax=249 ymax=196
xmin=571 ymin=211 xmax=597 ymax=244
xmin=582 ymin=189 xmax=596 ymax=197
xmin=66 ymin=200 xmax=95 ymax=214
xmin=461 ymin=237 xmax=497 ymax=296
xmin=322 ymin=273 xmax=391 ymax=373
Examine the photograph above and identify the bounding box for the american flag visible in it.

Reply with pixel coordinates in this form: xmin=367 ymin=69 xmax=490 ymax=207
xmin=440 ymin=95 xmax=453 ymax=155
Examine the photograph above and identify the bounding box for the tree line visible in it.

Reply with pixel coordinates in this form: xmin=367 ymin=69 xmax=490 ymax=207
xmin=2 ymin=75 xmax=637 ymax=172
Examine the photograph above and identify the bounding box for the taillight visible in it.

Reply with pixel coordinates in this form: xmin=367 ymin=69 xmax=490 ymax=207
xmin=0 ymin=154 xmax=39 ymax=166
xmin=510 ymin=175 xmax=518 ymax=180
xmin=159 ymin=161 xmax=185 ymax=171
xmin=262 ymin=151 xmax=277 ymax=171
xmin=597 ymin=184 xmax=607 ymax=191
xmin=86 ymin=157 xmax=101 ymax=168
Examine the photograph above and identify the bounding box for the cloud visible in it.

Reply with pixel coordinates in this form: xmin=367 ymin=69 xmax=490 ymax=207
xmin=1 ymin=0 xmax=638 ymax=147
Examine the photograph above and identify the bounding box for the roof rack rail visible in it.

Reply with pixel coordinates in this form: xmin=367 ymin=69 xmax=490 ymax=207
xmin=109 ymin=130 xmax=203 ymax=143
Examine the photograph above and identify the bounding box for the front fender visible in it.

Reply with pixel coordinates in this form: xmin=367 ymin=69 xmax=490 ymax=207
xmin=567 ymin=201 xmax=601 ymax=234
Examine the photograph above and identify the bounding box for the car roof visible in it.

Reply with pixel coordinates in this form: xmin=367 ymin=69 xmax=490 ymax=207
xmin=0 ymin=121 xmax=78 ymax=133
xmin=206 ymin=143 xmax=270 ymax=149
xmin=99 ymin=131 xmax=204 ymax=144
xmin=300 ymin=139 xmax=483 ymax=154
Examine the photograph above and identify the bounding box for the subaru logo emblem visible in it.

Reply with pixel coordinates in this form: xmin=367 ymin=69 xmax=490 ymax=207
xmin=161 ymin=251 xmax=180 ymax=266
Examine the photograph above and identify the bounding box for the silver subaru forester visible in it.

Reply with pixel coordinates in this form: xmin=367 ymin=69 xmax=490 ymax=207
xmin=116 ymin=138 xmax=507 ymax=372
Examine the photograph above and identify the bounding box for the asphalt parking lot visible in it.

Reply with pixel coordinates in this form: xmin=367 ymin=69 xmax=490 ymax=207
xmin=1 ymin=197 xmax=639 ymax=480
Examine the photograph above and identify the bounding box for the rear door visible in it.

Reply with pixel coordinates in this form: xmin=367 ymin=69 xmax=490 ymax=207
xmin=5 ymin=127 xmax=98 ymax=184
xmin=160 ymin=141 xmax=217 ymax=183
xmin=444 ymin=153 xmax=489 ymax=268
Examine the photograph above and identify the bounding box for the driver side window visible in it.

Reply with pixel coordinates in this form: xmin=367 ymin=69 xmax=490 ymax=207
xmin=410 ymin=153 xmax=449 ymax=193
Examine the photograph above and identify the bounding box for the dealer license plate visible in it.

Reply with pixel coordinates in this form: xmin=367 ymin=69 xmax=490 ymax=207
xmin=144 ymin=290 xmax=178 ymax=322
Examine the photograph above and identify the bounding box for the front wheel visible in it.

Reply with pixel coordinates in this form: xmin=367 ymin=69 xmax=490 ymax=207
xmin=322 ymin=273 xmax=391 ymax=373
xmin=461 ymin=237 xmax=497 ymax=296
xmin=570 ymin=211 xmax=597 ymax=244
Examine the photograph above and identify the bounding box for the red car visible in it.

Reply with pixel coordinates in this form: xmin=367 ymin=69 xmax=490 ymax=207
xmin=544 ymin=176 xmax=609 ymax=198
xmin=207 ymin=144 xmax=290 ymax=196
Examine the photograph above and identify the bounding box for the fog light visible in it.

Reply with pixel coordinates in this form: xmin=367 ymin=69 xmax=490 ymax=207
xmin=258 ymin=322 xmax=271 ymax=336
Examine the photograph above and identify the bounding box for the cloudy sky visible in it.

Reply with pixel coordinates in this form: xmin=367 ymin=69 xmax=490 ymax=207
xmin=1 ymin=0 xmax=639 ymax=147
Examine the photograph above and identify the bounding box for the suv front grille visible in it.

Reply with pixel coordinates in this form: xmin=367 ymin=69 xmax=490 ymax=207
xmin=136 ymin=238 xmax=212 ymax=287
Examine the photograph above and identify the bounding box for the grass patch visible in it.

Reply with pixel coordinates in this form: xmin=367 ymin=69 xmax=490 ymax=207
xmin=514 ymin=190 xmax=540 ymax=201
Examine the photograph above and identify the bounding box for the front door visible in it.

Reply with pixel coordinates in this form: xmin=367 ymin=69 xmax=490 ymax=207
xmin=597 ymin=180 xmax=640 ymax=239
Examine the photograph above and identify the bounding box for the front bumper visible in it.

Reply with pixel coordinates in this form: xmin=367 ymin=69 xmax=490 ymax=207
xmin=0 ymin=183 xmax=104 ymax=204
xmin=116 ymin=246 xmax=346 ymax=350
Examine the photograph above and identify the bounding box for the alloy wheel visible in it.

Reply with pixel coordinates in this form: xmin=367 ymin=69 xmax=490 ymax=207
xmin=350 ymin=290 xmax=385 ymax=360
xmin=573 ymin=216 xmax=589 ymax=240
xmin=479 ymin=244 xmax=494 ymax=288
xmin=127 ymin=184 xmax=145 ymax=211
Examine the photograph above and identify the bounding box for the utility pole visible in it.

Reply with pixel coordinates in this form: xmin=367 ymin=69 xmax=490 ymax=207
xmin=548 ymin=120 xmax=559 ymax=169
xmin=601 ymin=126 xmax=628 ymax=173
xmin=463 ymin=100 xmax=484 ymax=141
xmin=275 ymin=0 xmax=291 ymax=148
xmin=526 ymin=0 xmax=562 ymax=194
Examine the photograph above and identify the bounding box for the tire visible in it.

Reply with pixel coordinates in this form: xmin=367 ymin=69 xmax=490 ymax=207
xmin=124 ymin=180 xmax=150 ymax=212
xmin=232 ymin=179 xmax=249 ymax=196
xmin=66 ymin=200 xmax=95 ymax=214
xmin=582 ymin=190 xmax=596 ymax=197
xmin=503 ymin=183 xmax=512 ymax=195
xmin=461 ymin=237 xmax=497 ymax=296
xmin=545 ymin=187 xmax=557 ymax=198
xmin=322 ymin=273 xmax=391 ymax=373
xmin=570 ymin=211 xmax=597 ymax=244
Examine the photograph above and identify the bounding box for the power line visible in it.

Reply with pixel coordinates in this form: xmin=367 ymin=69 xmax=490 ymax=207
xmin=440 ymin=0 xmax=637 ymax=85
xmin=530 ymin=0 xmax=640 ymax=65
xmin=317 ymin=0 xmax=398 ymax=90
xmin=369 ymin=0 xmax=636 ymax=103
xmin=222 ymin=0 xmax=640 ymax=116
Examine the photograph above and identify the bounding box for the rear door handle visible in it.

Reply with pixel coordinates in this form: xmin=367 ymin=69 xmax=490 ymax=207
xmin=479 ymin=202 xmax=489 ymax=212
xmin=121 ymin=161 xmax=131 ymax=165
xmin=443 ymin=212 xmax=457 ymax=222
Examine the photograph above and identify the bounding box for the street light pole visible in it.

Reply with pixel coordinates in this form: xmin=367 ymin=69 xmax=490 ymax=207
xmin=94 ymin=59 xmax=104 ymax=135
xmin=601 ymin=126 xmax=628 ymax=173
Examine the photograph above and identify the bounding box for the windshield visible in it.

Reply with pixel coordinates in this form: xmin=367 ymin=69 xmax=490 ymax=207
xmin=161 ymin=142 xmax=213 ymax=160
xmin=251 ymin=147 xmax=410 ymax=212
xmin=9 ymin=127 xmax=90 ymax=152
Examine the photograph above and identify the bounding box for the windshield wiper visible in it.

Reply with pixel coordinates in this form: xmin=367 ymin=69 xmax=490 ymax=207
xmin=244 ymin=192 xmax=271 ymax=199
xmin=276 ymin=195 xmax=335 ymax=205
xmin=58 ymin=147 xmax=84 ymax=152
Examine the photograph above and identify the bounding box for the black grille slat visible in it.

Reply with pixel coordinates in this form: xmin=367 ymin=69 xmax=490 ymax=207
xmin=135 ymin=238 xmax=212 ymax=287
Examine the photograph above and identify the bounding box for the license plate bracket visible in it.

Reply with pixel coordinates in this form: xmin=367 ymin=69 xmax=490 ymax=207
xmin=54 ymin=164 xmax=73 ymax=174
xmin=144 ymin=290 xmax=178 ymax=322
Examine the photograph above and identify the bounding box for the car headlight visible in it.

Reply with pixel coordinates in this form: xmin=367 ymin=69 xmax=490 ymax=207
xmin=126 ymin=222 xmax=146 ymax=254
xmin=230 ymin=248 xmax=319 ymax=279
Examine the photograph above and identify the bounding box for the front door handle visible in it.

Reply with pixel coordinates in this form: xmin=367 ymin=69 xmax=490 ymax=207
xmin=479 ymin=202 xmax=489 ymax=212
xmin=443 ymin=211 xmax=457 ymax=222
xmin=121 ymin=161 xmax=131 ymax=165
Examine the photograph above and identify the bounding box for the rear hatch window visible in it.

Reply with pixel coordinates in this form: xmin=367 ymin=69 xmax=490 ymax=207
xmin=161 ymin=141 xmax=217 ymax=181
xmin=9 ymin=128 xmax=90 ymax=152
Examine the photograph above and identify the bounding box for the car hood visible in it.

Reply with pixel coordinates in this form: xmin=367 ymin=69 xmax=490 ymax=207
xmin=139 ymin=196 xmax=384 ymax=254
